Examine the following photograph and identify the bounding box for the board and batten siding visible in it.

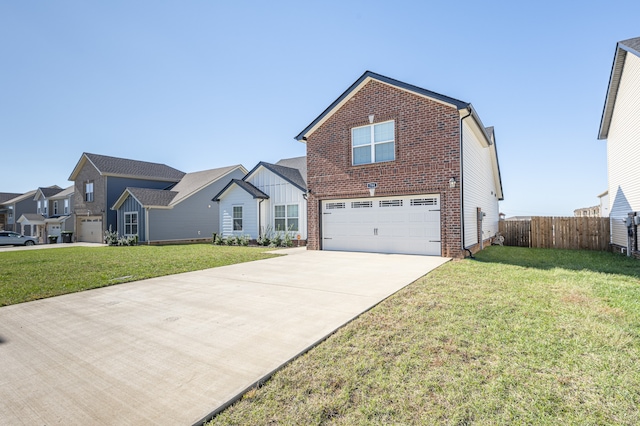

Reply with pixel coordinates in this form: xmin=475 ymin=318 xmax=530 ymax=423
xmin=607 ymin=52 xmax=640 ymax=247
xmin=247 ymin=167 xmax=307 ymax=239
xmin=462 ymin=120 xmax=500 ymax=248
xmin=116 ymin=195 xmax=146 ymax=241
xmin=218 ymin=185 xmax=260 ymax=238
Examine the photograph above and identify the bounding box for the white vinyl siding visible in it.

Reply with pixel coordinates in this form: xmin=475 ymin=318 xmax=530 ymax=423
xmin=462 ymin=120 xmax=500 ymax=248
xmin=246 ymin=167 xmax=307 ymax=239
xmin=219 ymin=185 xmax=259 ymax=238
xmin=608 ymin=53 xmax=640 ymax=247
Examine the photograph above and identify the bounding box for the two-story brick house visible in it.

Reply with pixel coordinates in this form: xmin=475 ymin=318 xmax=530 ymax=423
xmin=68 ymin=153 xmax=186 ymax=242
xmin=295 ymin=71 xmax=503 ymax=258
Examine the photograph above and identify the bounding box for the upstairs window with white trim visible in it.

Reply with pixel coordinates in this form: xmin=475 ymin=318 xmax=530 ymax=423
xmin=352 ymin=120 xmax=395 ymax=165
xmin=53 ymin=201 xmax=58 ymax=215
xmin=64 ymin=199 xmax=69 ymax=215
xmin=37 ymin=200 xmax=43 ymax=215
xmin=85 ymin=182 xmax=94 ymax=202
xmin=124 ymin=212 xmax=138 ymax=236
xmin=233 ymin=206 xmax=243 ymax=231
xmin=275 ymin=204 xmax=299 ymax=232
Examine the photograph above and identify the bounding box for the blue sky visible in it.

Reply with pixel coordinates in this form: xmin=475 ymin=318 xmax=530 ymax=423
xmin=1 ymin=1 xmax=639 ymax=216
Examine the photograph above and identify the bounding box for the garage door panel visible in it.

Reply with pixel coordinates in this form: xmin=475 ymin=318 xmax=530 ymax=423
xmin=322 ymin=195 xmax=441 ymax=256
xmin=78 ymin=217 xmax=103 ymax=243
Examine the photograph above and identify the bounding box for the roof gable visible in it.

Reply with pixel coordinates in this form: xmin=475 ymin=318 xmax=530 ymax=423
xmin=34 ymin=187 xmax=64 ymax=200
xmin=295 ymin=71 xmax=470 ymax=141
xmin=111 ymin=165 xmax=247 ymax=210
xmin=111 ymin=187 xmax=178 ymax=210
xmin=212 ymin=179 xmax=269 ymax=201
xmin=244 ymin=162 xmax=307 ymax=192
xmin=169 ymin=165 xmax=247 ymax=205
xmin=69 ymin=152 xmax=186 ymax=182
xmin=599 ymin=36 xmax=640 ymax=139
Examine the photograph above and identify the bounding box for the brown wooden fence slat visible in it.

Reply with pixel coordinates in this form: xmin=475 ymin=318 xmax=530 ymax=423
xmin=498 ymin=217 xmax=610 ymax=251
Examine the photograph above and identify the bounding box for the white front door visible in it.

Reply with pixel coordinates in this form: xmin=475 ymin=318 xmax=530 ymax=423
xmin=322 ymin=194 xmax=441 ymax=256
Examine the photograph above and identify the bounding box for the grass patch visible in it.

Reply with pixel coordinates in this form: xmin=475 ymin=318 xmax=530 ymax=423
xmin=0 ymin=244 xmax=276 ymax=306
xmin=209 ymin=246 xmax=640 ymax=425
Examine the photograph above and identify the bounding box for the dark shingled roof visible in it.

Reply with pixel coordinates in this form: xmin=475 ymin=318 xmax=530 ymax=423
xmin=38 ymin=187 xmax=64 ymax=198
xmin=212 ymin=179 xmax=269 ymax=201
xmin=245 ymin=162 xmax=307 ymax=192
xmin=77 ymin=153 xmax=185 ymax=181
xmin=295 ymin=71 xmax=470 ymax=141
xmin=126 ymin=187 xmax=178 ymax=207
xmin=275 ymin=156 xmax=307 ymax=185
xmin=620 ymin=37 xmax=640 ymax=55
xmin=0 ymin=193 xmax=22 ymax=204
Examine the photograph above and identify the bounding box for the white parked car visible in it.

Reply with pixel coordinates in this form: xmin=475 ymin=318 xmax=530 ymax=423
xmin=0 ymin=231 xmax=38 ymax=246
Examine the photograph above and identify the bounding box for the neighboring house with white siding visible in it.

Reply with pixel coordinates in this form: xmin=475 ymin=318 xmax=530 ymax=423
xmin=213 ymin=157 xmax=308 ymax=243
xmin=598 ymin=36 xmax=640 ymax=254
xmin=111 ymin=165 xmax=247 ymax=244
xmin=296 ymin=71 xmax=503 ymax=257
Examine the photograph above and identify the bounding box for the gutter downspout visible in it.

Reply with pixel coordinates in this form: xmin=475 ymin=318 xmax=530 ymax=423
xmin=146 ymin=208 xmax=150 ymax=245
xmin=460 ymin=107 xmax=473 ymax=257
xmin=258 ymin=199 xmax=264 ymax=239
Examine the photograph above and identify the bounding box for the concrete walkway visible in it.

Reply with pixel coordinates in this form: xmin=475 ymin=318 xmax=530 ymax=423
xmin=0 ymin=249 xmax=449 ymax=425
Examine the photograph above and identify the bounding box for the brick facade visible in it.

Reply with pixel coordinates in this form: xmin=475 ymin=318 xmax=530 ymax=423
xmin=73 ymin=161 xmax=107 ymax=235
xmin=305 ymin=79 xmax=465 ymax=258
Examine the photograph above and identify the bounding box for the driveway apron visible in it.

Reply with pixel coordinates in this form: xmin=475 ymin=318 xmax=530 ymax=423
xmin=0 ymin=249 xmax=449 ymax=425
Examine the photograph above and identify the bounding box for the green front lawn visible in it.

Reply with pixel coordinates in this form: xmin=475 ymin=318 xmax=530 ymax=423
xmin=0 ymin=245 xmax=276 ymax=306
xmin=209 ymin=246 xmax=640 ymax=425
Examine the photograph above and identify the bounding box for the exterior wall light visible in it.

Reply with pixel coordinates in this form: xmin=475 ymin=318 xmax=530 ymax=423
xmin=449 ymin=177 xmax=456 ymax=188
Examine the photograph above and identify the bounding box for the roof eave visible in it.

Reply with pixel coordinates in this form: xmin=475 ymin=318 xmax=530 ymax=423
xmin=295 ymin=71 xmax=470 ymax=142
xmin=244 ymin=162 xmax=307 ymax=193
xmin=598 ymin=41 xmax=640 ymax=140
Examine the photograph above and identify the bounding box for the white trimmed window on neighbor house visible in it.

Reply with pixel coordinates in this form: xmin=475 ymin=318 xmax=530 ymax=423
xmin=352 ymin=120 xmax=395 ymax=165
xmin=233 ymin=206 xmax=243 ymax=231
xmin=274 ymin=204 xmax=299 ymax=232
xmin=85 ymin=182 xmax=94 ymax=202
xmin=64 ymin=199 xmax=69 ymax=215
xmin=124 ymin=212 xmax=138 ymax=236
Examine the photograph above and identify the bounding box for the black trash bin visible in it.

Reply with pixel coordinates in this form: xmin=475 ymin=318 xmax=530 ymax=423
xmin=62 ymin=232 xmax=73 ymax=243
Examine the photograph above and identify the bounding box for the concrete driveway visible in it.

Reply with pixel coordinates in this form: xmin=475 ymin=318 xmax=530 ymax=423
xmin=0 ymin=248 xmax=449 ymax=425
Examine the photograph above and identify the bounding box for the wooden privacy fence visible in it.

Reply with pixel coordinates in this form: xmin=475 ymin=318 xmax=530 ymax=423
xmin=499 ymin=217 xmax=610 ymax=251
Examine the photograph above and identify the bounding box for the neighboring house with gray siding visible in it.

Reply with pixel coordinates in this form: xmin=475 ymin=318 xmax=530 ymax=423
xmin=213 ymin=157 xmax=308 ymax=242
xmin=0 ymin=192 xmax=23 ymax=230
xmin=598 ymin=36 xmax=640 ymax=255
xmin=32 ymin=186 xmax=75 ymax=243
xmin=68 ymin=153 xmax=186 ymax=242
xmin=111 ymin=165 xmax=247 ymax=244
xmin=1 ymin=186 xmax=60 ymax=236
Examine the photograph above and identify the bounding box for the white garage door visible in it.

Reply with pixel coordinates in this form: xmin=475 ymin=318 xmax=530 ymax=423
xmin=322 ymin=194 xmax=441 ymax=256
xmin=78 ymin=217 xmax=103 ymax=243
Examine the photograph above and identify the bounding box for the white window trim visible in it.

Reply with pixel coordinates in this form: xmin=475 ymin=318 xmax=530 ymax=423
xmin=124 ymin=211 xmax=138 ymax=237
xmin=232 ymin=205 xmax=243 ymax=232
xmin=85 ymin=182 xmax=94 ymax=203
xmin=53 ymin=201 xmax=58 ymax=215
xmin=64 ymin=199 xmax=69 ymax=215
xmin=274 ymin=204 xmax=299 ymax=232
xmin=351 ymin=120 xmax=395 ymax=165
